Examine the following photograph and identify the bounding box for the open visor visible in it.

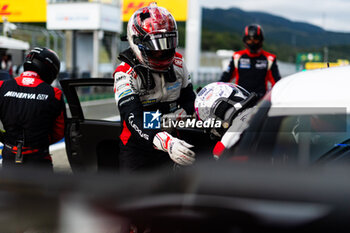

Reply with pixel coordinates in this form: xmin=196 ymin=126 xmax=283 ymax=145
xmin=141 ymin=31 xmax=178 ymax=51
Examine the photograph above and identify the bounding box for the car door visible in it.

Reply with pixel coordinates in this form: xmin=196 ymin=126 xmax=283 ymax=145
xmin=61 ymin=78 xmax=216 ymax=173
xmin=60 ymin=78 xmax=120 ymax=173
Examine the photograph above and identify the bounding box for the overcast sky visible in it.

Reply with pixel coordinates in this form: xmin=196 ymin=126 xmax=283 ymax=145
xmin=200 ymin=0 xmax=350 ymax=33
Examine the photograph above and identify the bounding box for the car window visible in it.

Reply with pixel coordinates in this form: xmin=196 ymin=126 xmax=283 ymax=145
xmin=75 ymin=86 xmax=119 ymax=121
xmin=254 ymin=114 xmax=349 ymax=165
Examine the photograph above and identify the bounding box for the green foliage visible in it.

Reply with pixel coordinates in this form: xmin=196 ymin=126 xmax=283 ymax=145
xmin=120 ymin=13 xmax=350 ymax=63
xmin=201 ymin=30 xmax=242 ymax=51
xmin=199 ymin=8 xmax=350 ymax=63
xmin=177 ymin=22 xmax=186 ymax=48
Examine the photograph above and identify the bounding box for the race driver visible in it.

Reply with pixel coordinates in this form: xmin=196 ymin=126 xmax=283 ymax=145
xmin=113 ymin=3 xmax=196 ymax=172
xmin=0 ymin=47 xmax=65 ymax=171
xmin=194 ymin=82 xmax=258 ymax=159
xmin=220 ymin=24 xmax=281 ymax=100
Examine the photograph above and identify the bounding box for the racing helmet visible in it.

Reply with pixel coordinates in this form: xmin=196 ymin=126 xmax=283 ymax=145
xmin=195 ymin=82 xmax=257 ymax=129
xmin=127 ymin=2 xmax=178 ymax=71
xmin=23 ymin=47 xmax=60 ymax=84
xmin=243 ymin=24 xmax=264 ymax=53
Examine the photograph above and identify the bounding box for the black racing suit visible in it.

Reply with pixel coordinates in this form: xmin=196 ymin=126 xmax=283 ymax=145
xmin=0 ymin=71 xmax=65 ymax=170
xmin=113 ymin=49 xmax=196 ymax=172
xmin=221 ymin=49 xmax=281 ymax=99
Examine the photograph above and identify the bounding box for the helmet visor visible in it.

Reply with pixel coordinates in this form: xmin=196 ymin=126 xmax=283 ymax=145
xmin=141 ymin=31 xmax=178 ymax=51
xmin=245 ymin=37 xmax=261 ymax=44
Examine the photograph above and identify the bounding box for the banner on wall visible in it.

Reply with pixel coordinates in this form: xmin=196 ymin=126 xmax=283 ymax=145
xmin=122 ymin=0 xmax=187 ymax=22
xmin=0 ymin=0 xmax=46 ymax=22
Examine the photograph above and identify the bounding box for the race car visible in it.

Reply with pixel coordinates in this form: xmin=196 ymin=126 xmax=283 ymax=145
xmin=226 ymin=65 xmax=350 ymax=166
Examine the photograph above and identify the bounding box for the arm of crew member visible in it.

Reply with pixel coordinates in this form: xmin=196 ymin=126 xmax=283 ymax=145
xmin=269 ymin=59 xmax=281 ymax=86
xmin=49 ymin=99 xmax=65 ymax=144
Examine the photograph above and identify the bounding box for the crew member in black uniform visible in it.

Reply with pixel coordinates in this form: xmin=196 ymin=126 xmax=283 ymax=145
xmin=0 ymin=47 xmax=64 ymax=171
xmin=114 ymin=3 xmax=196 ymax=172
xmin=221 ymin=24 xmax=281 ymax=99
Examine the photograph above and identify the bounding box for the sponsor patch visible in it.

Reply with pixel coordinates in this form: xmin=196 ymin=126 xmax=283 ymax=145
xmin=141 ymin=99 xmax=157 ymax=106
xmin=118 ymin=89 xmax=133 ymax=98
xmin=119 ymin=96 xmax=134 ymax=106
xmin=239 ymin=58 xmax=251 ymax=69
xmin=166 ymin=81 xmax=181 ymax=91
xmin=22 ymin=78 xmax=35 ymax=86
xmin=197 ymin=87 xmax=207 ymax=97
xmin=174 ymin=58 xmax=183 ymax=67
xmin=114 ymin=74 xmax=129 ymax=83
xmin=37 ymin=94 xmax=49 ymax=100
xmin=4 ymin=91 xmax=48 ymax=100
xmin=129 ymin=113 xmax=150 ymax=140
xmin=256 ymin=60 xmax=267 ymax=69
xmin=117 ymin=83 xmax=130 ymax=92
xmin=22 ymin=71 xmax=38 ymax=77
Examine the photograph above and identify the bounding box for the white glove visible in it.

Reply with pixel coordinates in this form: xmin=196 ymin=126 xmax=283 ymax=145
xmin=153 ymin=131 xmax=195 ymax=166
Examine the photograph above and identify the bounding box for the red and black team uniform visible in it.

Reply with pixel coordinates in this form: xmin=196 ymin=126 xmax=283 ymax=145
xmin=0 ymin=71 xmax=65 ymax=170
xmin=220 ymin=49 xmax=281 ymax=99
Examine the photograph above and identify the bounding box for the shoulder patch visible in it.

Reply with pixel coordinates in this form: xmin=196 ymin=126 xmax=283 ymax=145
xmin=114 ymin=72 xmax=137 ymax=103
xmin=174 ymin=58 xmax=183 ymax=68
xmin=114 ymin=62 xmax=133 ymax=76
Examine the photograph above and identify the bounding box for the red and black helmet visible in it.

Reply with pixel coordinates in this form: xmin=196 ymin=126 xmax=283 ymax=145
xmin=23 ymin=47 xmax=60 ymax=84
xmin=242 ymin=24 xmax=264 ymax=53
xmin=127 ymin=3 xmax=178 ymax=71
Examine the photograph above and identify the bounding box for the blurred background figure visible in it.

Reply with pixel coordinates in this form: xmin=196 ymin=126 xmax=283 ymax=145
xmin=1 ymin=54 xmax=13 ymax=78
xmin=220 ymin=24 xmax=281 ymax=100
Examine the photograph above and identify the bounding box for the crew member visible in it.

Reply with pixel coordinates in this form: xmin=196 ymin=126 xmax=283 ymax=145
xmin=0 ymin=47 xmax=65 ymax=171
xmin=221 ymin=24 xmax=281 ymax=99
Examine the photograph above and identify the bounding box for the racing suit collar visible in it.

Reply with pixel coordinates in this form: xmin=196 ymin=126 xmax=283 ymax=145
xmin=118 ymin=48 xmax=155 ymax=90
xmin=16 ymin=71 xmax=44 ymax=87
